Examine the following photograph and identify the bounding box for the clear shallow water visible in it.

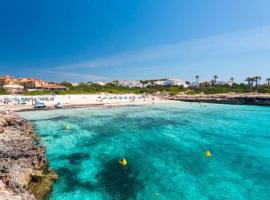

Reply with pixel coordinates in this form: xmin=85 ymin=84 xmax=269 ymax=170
xmin=21 ymin=102 xmax=270 ymax=200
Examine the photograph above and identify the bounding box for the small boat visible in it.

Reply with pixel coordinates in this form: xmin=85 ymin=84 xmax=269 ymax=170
xmin=34 ymin=100 xmax=47 ymax=109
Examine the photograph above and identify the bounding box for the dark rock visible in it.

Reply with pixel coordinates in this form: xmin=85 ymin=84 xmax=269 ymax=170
xmin=0 ymin=162 xmax=9 ymax=173
xmin=0 ymin=127 xmax=4 ymax=133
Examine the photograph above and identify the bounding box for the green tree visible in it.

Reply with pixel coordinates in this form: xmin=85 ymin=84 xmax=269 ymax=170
xmin=266 ymin=78 xmax=270 ymax=86
xmin=112 ymin=80 xmax=119 ymax=86
xmin=60 ymin=81 xmax=72 ymax=87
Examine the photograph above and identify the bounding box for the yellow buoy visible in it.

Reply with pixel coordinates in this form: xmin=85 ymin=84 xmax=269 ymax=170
xmin=120 ymin=158 xmax=127 ymax=166
xmin=205 ymin=150 xmax=211 ymax=158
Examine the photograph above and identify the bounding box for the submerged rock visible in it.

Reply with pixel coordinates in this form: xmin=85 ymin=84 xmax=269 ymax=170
xmin=97 ymin=158 xmax=144 ymax=200
xmin=0 ymin=111 xmax=57 ymax=200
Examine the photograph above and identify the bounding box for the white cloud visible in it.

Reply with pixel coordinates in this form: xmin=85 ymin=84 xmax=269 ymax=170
xmin=53 ymin=25 xmax=270 ymax=70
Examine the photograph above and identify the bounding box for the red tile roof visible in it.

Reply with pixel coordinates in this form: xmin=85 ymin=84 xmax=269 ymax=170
xmin=38 ymin=84 xmax=67 ymax=89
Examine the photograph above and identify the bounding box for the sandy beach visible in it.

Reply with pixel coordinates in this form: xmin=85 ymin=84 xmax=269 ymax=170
xmin=0 ymin=94 xmax=170 ymax=112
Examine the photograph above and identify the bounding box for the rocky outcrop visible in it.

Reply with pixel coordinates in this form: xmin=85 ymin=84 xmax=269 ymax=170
xmin=0 ymin=111 xmax=57 ymax=200
xmin=168 ymin=93 xmax=270 ymax=106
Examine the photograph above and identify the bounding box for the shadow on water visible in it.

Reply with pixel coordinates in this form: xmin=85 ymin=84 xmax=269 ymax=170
xmin=56 ymin=167 xmax=95 ymax=192
xmin=97 ymin=158 xmax=144 ymax=200
xmin=58 ymin=153 xmax=90 ymax=165
xmin=30 ymin=116 xmax=69 ymax=122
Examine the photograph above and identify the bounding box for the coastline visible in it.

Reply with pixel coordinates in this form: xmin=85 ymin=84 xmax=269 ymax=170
xmin=2 ymin=93 xmax=270 ymax=112
xmin=167 ymin=93 xmax=270 ymax=106
xmin=0 ymin=94 xmax=170 ymax=112
xmin=0 ymin=111 xmax=58 ymax=200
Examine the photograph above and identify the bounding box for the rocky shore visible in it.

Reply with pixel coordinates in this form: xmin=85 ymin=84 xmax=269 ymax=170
xmin=0 ymin=111 xmax=57 ymax=200
xmin=168 ymin=93 xmax=270 ymax=106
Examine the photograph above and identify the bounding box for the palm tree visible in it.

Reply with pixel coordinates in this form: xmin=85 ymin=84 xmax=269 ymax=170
xmin=195 ymin=75 xmax=199 ymax=83
xmin=257 ymin=76 xmax=262 ymax=86
xmin=195 ymin=75 xmax=199 ymax=87
xmin=253 ymin=76 xmax=261 ymax=87
xmin=251 ymin=77 xmax=256 ymax=87
xmin=266 ymin=78 xmax=270 ymax=86
xmin=213 ymin=75 xmax=218 ymax=84
xmin=211 ymin=79 xmax=215 ymax=87
xmin=228 ymin=77 xmax=234 ymax=87
xmin=245 ymin=77 xmax=252 ymax=87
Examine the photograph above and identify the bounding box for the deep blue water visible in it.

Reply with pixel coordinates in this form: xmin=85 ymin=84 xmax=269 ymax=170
xmin=21 ymin=102 xmax=270 ymax=200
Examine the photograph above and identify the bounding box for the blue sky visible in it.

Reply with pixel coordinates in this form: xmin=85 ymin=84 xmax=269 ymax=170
xmin=1 ymin=0 xmax=270 ymax=83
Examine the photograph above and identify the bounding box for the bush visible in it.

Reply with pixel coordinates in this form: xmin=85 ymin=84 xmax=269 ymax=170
xmin=0 ymin=89 xmax=8 ymax=95
xmin=257 ymin=87 xmax=270 ymax=93
xmin=185 ymin=90 xmax=196 ymax=95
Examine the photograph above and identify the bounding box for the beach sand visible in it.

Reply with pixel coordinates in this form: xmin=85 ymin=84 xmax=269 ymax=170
xmin=0 ymin=94 xmax=170 ymax=112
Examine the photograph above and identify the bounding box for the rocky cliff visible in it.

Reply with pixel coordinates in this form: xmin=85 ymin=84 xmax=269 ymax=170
xmin=168 ymin=94 xmax=270 ymax=106
xmin=0 ymin=111 xmax=57 ymax=200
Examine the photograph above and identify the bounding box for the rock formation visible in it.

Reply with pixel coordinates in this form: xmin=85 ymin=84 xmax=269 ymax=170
xmin=168 ymin=93 xmax=270 ymax=106
xmin=0 ymin=111 xmax=57 ymax=200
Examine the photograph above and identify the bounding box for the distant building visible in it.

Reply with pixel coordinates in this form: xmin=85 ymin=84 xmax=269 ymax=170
xmin=71 ymin=82 xmax=79 ymax=86
xmin=36 ymin=84 xmax=68 ymax=91
xmin=164 ymin=78 xmax=188 ymax=88
xmin=118 ymin=80 xmax=143 ymax=88
xmin=215 ymin=81 xmax=228 ymax=86
xmin=153 ymin=80 xmax=166 ymax=86
xmin=18 ymin=78 xmax=47 ymax=89
xmin=190 ymin=82 xmax=199 ymax=87
xmin=3 ymin=84 xmax=24 ymax=94
xmin=142 ymin=82 xmax=152 ymax=88
xmin=0 ymin=75 xmax=18 ymax=85
xmin=227 ymin=80 xmax=234 ymax=86
xmin=1 ymin=75 xmax=68 ymax=93
xmin=199 ymin=81 xmax=212 ymax=87
xmin=95 ymin=81 xmax=106 ymax=86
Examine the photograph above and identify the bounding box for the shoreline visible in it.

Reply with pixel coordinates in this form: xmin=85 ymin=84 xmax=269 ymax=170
xmin=167 ymin=93 xmax=270 ymax=106
xmin=0 ymin=111 xmax=58 ymax=200
xmin=0 ymin=94 xmax=171 ymax=112
xmin=2 ymin=93 xmax=270 ymax=112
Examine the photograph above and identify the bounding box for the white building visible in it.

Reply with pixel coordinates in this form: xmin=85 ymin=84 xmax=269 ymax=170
xmin=227 ymin=80 xmax=234 ymax=86
xmin=164 ymin=78 xmax=188 ymax=88
xmin=95 ymin=81 xmax=106 ymax=86
xmin=118 ymin=80 xmax=143 ymax=88
xmin=215 ymin=81 xmax=228 ymax=86
xmin=3 ymin=84 xmax=24 ymax=94
xmin=153 ymin=80 xmax=166 ymax=86
xmin=71 ymin=82 xmax=79 ymax=86
xmin=190 ymin=82 xmax=199 ymax=87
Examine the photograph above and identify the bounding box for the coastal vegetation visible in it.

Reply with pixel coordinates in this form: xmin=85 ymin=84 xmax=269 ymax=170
xmin=1 ymin=75 xmax=270 ymax=96
xmin=19 ymin=81 xmax=270 ymax=96
xmin=0 ymin=89 xmax=8 ymax=95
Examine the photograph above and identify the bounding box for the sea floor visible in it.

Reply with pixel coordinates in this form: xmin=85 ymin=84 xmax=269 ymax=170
xmin=21 ymin=102 xmax=270 ymax=200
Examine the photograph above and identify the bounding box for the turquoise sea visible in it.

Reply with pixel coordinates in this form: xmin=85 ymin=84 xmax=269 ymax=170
xmin=21 ymin=102 xmax=270 ymax=200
